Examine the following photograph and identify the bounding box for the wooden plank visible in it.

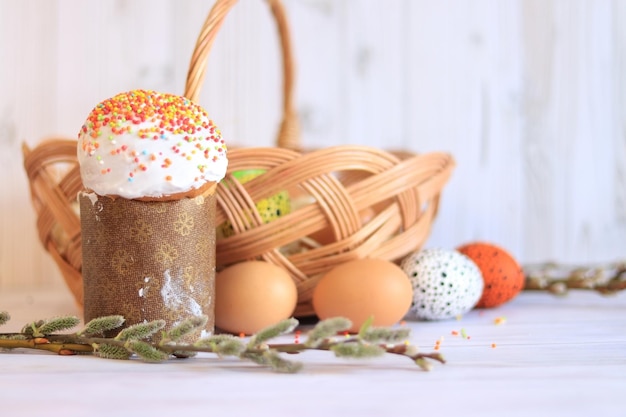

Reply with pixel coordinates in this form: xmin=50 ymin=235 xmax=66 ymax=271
xmin=341 ymin=0 xmax=406 ymax=150
xmin=405 ymin=0 xmax=524 ymax=256
xmin=286 ymin=0 xmax=347 ymax=149
xmin=522 ymin=0 xmax=626 ymax=263
xmin=0 ymin=1 xmax=61 ymax=288
xmin=521 ymin=0 xmax=559 ymax=264
xmin=610 ymin=0 xmax=626 ymax=255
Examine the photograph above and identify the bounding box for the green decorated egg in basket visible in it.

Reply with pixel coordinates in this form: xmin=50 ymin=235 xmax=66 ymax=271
xmin=217 ymin=169 xmax=291 ymax=239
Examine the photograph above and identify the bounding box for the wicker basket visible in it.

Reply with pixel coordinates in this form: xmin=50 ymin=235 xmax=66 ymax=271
xmin=23 ymin=0 xmax=455 ymax=317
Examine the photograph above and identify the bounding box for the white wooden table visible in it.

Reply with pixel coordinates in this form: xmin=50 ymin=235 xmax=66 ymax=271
xmin=1 ymin=286 xmax=625 ymax=417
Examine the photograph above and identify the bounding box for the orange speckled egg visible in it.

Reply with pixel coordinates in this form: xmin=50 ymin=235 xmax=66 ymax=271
xmin=312 ymin=259 xmax=413 ymax=333
xmin=457 ymin=242 xmax=524 ymax=308
xmin=215 ymin=261 xmax=298 ymax=335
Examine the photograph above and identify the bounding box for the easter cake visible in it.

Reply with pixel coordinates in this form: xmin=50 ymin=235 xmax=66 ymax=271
xmin=77 ymin=89 xmax=227 ymax=338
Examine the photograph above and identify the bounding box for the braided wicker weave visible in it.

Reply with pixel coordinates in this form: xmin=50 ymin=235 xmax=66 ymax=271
xmin=23 ymin=0 xmax=454 ymax=316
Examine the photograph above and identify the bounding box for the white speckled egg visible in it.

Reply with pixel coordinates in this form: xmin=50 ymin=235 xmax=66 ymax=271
xmin=401 ymin=248 xmax=483 ymax=320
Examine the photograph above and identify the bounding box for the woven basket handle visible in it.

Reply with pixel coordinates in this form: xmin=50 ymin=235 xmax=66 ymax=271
xmin=184 ymin=0 xmax=300 ymax=150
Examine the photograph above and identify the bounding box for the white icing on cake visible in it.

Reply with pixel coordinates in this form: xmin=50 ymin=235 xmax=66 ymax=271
xmin=77 ymin=90 xmax=227 ymax=199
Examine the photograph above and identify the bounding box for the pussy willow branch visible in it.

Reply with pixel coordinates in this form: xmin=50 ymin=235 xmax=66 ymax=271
xmin=0 ymin=313 xmax=444 ymax=373
xmin=0 ymin=337 xmax=93 ymax=355
xmin=265 ymin=338 xmax=445 ymax=365
xmin=524 ymin=261 xmax=626 ymax=295
xmin=0 ymin=333 xmax=445 ymax=365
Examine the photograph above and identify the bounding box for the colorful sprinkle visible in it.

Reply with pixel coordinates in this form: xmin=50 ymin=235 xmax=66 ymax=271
xmin=434 ymin=336 xmax=444 ymax=350
xmin=77 ymin=90 xmax=227 ymax=194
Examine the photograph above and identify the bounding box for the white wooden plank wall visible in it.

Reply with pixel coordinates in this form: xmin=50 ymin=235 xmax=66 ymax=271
xmin=0 ymin=0 xmax=624 ymax=289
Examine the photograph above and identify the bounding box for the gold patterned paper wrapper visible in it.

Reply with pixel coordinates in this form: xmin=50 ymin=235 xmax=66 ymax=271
xmin=79 ymin=191 xmax=216 ymax=341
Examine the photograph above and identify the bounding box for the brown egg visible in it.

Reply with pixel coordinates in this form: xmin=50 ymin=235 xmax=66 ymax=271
xmin=312 ymin=258 xmax=413 ymax=333
xmin=215 ymin=261 xmax=298 ymax=335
